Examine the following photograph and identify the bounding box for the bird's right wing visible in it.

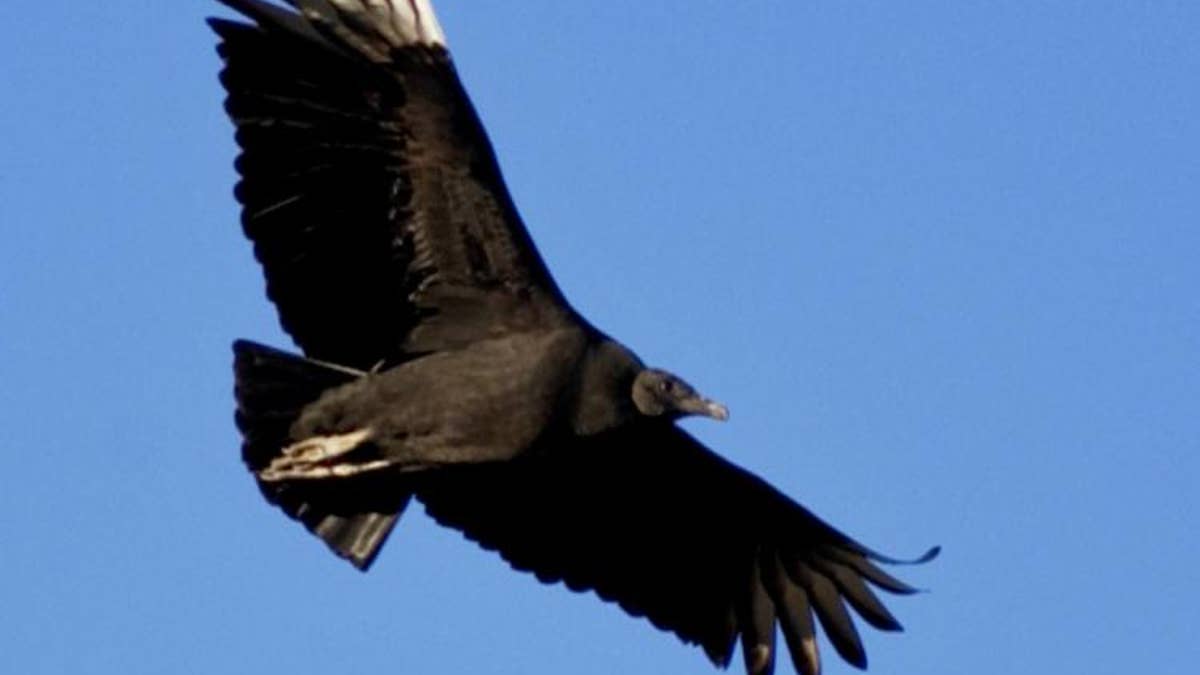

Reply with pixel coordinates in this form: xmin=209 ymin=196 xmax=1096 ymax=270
xmin=417 ymin=423 xmax=938 ymax=675
xmin=210 ymin=0 xmax=572 ymax=369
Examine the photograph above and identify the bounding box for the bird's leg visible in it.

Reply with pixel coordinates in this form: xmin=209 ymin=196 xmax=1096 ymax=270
xmin=258 ymin=428 xmax=389 ymax=481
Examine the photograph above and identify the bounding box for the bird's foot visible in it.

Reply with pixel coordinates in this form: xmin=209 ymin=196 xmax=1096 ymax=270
xmin=259 ymin=428 xmax=388 ymax=481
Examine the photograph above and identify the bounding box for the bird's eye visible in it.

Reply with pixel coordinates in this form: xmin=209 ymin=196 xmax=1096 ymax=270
xmin=659 ymin=380 xmax=675 ymax=394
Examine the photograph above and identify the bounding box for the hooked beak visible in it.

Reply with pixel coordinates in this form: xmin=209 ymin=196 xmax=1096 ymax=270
xmin=705 ymin=399 xmax=731 ymax=421
xmin=682 ymin=396 xmax=730 ymax=422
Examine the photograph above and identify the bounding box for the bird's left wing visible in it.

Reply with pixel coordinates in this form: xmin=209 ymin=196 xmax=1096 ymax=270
xmin=417 ymin=423 xmax=937 ymax=675
xmin=210 ymin=0 xmax=571 ymax=369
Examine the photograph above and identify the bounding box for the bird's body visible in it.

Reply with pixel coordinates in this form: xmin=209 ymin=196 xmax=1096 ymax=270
xmin=297 ymin=329 xmax=587 ymax=465
xmin=282 ymin=325 xmax=648 ymax=475
xmin=209 ymin=1 xmax=937 ymax=673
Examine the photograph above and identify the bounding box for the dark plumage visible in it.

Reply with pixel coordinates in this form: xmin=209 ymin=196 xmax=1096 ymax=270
xmin=211 ymin=1 xmax=937 ymax=673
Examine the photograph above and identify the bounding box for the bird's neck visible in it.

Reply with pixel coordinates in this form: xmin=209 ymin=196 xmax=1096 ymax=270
xmin=568 ymin=338 xmax=643 ymax=437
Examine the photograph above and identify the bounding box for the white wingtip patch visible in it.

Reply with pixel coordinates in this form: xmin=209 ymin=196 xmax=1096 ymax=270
xmin=400 ymin=0 xmax=447 ymax=45
xmin=310 ymin=0 xmax=446 ymax=49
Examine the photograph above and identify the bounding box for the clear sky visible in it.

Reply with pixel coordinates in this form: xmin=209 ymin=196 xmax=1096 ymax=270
xmin=2 ymin=2 xmax=1197 ymax=674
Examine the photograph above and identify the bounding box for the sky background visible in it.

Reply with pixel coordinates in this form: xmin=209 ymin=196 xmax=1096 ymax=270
xmin=2 ymin=1 xmax=1197 ymax=673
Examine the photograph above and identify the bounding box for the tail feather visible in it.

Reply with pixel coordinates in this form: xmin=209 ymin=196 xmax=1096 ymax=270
xmin=233 ymin=339 xmax=410 ymax=570
xmin=234 ymin=339 xmax=359 ymax=471
xmin=311 ymin=510 xmax=404 ymax=570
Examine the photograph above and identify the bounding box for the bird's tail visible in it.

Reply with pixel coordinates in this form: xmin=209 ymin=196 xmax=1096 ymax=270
xmin=233 ymin=339 xmax=411 ymax=570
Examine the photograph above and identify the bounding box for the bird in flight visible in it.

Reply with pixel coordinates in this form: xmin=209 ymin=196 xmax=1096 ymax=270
xmin=208 ymin=1 xmax=938 ymax=673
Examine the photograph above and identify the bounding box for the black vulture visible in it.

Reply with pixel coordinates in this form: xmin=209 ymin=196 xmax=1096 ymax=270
xmin=209 ymin=2 xmax=938 ymax=673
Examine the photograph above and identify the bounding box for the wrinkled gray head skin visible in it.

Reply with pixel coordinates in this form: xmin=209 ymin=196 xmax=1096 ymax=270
xmin=631 ymin=369 xmax=729 ymax=422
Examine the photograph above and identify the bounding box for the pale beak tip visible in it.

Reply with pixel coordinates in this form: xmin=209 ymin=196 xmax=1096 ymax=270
xmin=707 ymin=401 xmax=730 ymax=422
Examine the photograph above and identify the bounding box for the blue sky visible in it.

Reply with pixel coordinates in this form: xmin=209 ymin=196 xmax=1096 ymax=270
xmin=2 ymin=1 xmax=1197 ymax=673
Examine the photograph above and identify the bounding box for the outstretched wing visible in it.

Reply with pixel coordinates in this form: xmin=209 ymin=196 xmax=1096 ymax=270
xmin=418 ymin=423 xmax=937 ymax=675
xmin=210 ymin=0 xmax=571 ymax=369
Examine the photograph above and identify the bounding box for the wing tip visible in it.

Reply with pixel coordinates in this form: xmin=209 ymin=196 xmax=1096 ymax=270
xmin=301 ymin=0 xmax=447 ymax=51
xmin=864 ymin=543 xmax=941 ymax=566
xmin=914 ymin=544 xmax=941 ymax=563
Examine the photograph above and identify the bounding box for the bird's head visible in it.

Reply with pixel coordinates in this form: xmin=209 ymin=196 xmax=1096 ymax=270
xmin=631 ymin=369 xmax=729 ymax=422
